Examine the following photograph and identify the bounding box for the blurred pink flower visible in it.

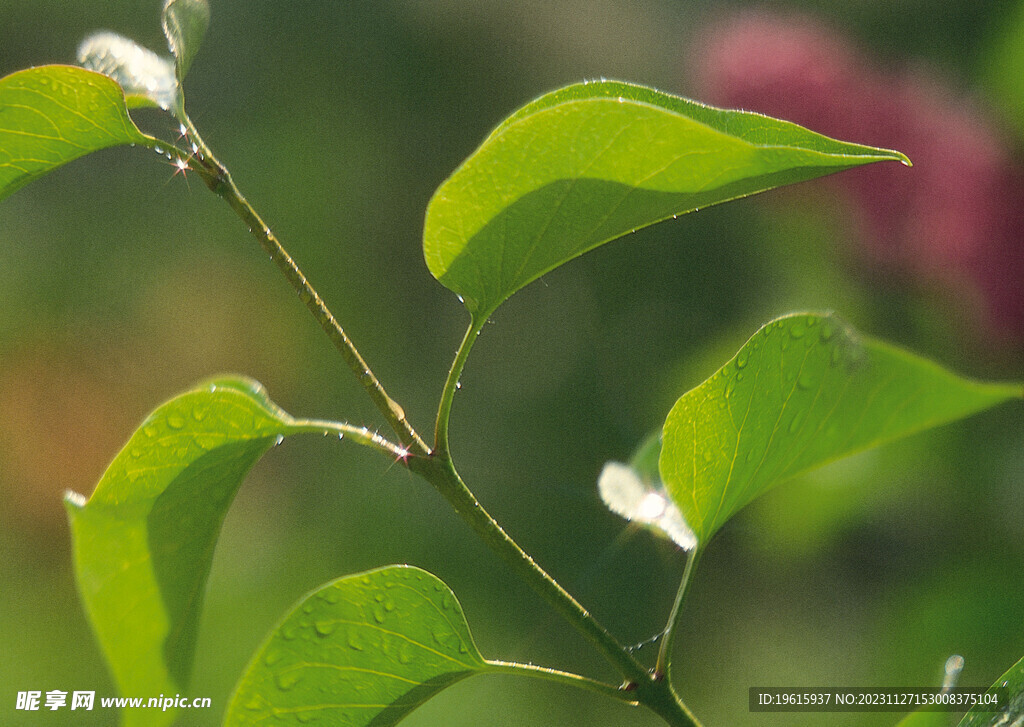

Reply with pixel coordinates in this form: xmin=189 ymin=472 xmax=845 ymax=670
xmin=690 ymin=11 xmax=1023 ymax=344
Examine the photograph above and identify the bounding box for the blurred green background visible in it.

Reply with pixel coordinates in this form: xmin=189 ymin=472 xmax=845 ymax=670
xmin=1 ymin=1 xmax=1022 ymax=725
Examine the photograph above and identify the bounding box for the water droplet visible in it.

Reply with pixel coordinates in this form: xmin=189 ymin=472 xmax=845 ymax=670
xmin=296 ymin=713 xmax=318 ymax=724
xmin=788 ymin=414 xmax=803 ymax=434
xmin=830 ymin=346 xmax=843 ymax=366
xmin=702 ymin=451 xmax=713 ymax=463
xmin=263 ymin=649 xmax=284 ymax=666
xmin=130 ymin=447 xmax=143 ymax=458
xmin=458 ymin=643 xmax=469 ymax=654
xmin=441 ymin=594 xmax=454 ymax=610
xmin=244 ymin=696 xmax=263 ymax=712
xmin=154 ymin=145 xmax=165 ymax=155
xmin=455 ymin=381 xmax=462 ymax=390
xmin=373 ymin=606 xmax=386 ymax=624
xmin=302 ymin=602 xmax=315 ymax=614
xmin=281 ymin=623 xmax=299 ymax=641
xmin=209 ymin=383 xmax=218 ymax=393
xmin=724 ymin=381 xmax=736 ymax=399
xmin=398 ymin=646 xmax=412 ymax=664
xmin=274 ymin=434 xmax=285 ymax=446
xmin=314 ymin=620 xmax=337 ymax=637
xmin=432 ymin=629 xmax=448 ymax=646
xmin=736 ymin=371 xmax=744 ymax=381
xmin=456 ymin=295 xmax=464 ymax=304
xmin=820 ymin=323 xmax=835 ymax=342
xmin=167 ymin=414 xmax=185 ymax=429
xmin=736 ymin=351 xmax=749 ymax=369
xmin=797 ymin=373 xmax=814 ymax=390
xmin=337 ymin=432 xmax=344 ymax=441
xmin=384 ymin=599 xmax=395 ymax=612
xmin=275 ymin=672 xmax=302 ymax=691
xmin=347 ymin=633 xmax=364 ymax=651
xmin=191 ymin=406 xmax=206 ymax=421
xmin=789 ymin=322 xmax=807 ymax=339
xmin=143 ymin=425 xmax=157 ymax=438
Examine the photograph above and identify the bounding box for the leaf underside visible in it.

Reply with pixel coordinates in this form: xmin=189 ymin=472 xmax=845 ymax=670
xmin=957 ymin=655 xmax=1024 ymax=727
xmin=659 ymin=313 xmax=1021 ymax=545
xmin=0 ymin=65 xmax=149 ymax=202
xmin=66 ymin=377 xmax=316 ymax=727
xmin=423 ymin=80 xmax=909 ymax=321
xmin=226 ymin=565 xmax=488 ymax=727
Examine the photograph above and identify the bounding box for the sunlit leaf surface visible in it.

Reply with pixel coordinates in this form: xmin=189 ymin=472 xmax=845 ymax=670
xmin=226 ymin=566 xmax=487 ymax=727
xmin=0 ymin=65 xmax=149 ymax=202
xmin=660 ymin=313 xmax=1021 ymax=545
xmin=424 ymin=80 xmax=909 ymax=321
xmin=66 ymin=378 xmax=328 ymax=727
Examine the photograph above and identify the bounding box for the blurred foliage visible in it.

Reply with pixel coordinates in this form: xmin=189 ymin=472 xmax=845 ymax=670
xmin=1 ymin=1 xmax=1021 ymax=725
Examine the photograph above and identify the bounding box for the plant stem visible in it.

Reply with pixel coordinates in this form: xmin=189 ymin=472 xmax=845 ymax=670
xmin=293 ymin=418 xmax=409 ymax=459
xmin=409 ymin=453 xmax=650 ymax=685
xmin=656 ymin=546 xmax=702 ymax=679
xmin=485 ymin=661 xmax=635 ymax=704
xmin=171 ymin=113 xmax=430 ymax=457
xmin=434 ymin=318 xmax=484 ymax=457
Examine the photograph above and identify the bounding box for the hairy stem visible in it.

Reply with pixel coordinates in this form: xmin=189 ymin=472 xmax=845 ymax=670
xmin=656 ymin=547 xmax=702 ymax=679
xmin=171 ymin=112 xmax=430 ymax=457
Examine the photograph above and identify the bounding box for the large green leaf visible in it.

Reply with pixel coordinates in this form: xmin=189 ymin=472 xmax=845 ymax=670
xmin=162 ymin=0 xmax=211 ymax=80
xmin=78 ymin=32 xmax=178 ymax=111
xmin=0 ymin=65 xmax=150 ymax=202
xmin=65 ymin=377 xmax=338 ymax=727
xmin=958 ymin=655 xmax=1024 ymax=726
xmin=659 ymin=313 xmax=1021 ymax=545
xmin=226 ymin=565 xmax=488 ymax=727
xmin=423 ymin=80 xmax=909 ymax=321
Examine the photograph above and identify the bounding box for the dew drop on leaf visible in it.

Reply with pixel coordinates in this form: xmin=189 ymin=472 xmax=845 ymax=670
xmin=166 ymin=414 xmax=185 ymax=429
xmin=275 ymin=672 xmax=302 ymax=691
xmin=314 ymin=620 xmax=337 ymax=637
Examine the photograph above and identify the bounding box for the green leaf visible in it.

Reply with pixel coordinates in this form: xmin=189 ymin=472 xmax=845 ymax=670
xmin=0 ymin=65 xmax=150 ymax=202
xmin=423 ymin=80 xmax=909 ymax=321
xmin=597 ymin=432 xmax=695 ymax=550
xmin=78 ymin=32 xmax=178 ymax=111
xmin=162 ymin=0 xmax=211 ymax=80
xmin=659 ymin=313 xmax=1021 ymax=545
xmin=225 ymin=565 xmax=488 ymax=727
xmin=65 ymin=378 xmax=330 ymax=727
xmin=958 ymin=655 xmax=1024 ymax=727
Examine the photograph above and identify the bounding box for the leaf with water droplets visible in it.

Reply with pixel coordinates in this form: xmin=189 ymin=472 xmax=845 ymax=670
xmin=958 ymin=654 xmax=1024 ymax=727
xmin=659 ymin=313 xmax=1022 ymax=545
xmin=225 ymin=566 xmax=488 ymax=727
xmin=65 ymin=377 xmax=341 ymax=727
xmin=423 ymin=80 xmax=909 ymax=322
xmin=78 ymin=32 xmax=178 ymax=110
xmin=0 ymin=65 xmax=151 ymax=202
xmin=162 ymin=0 xmax=210 ymax=80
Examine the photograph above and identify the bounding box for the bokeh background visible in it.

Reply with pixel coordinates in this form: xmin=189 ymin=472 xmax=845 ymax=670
xmin=1 ymin=1 xmax=1022 ymax=725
